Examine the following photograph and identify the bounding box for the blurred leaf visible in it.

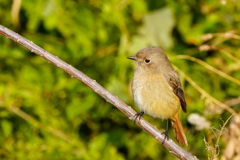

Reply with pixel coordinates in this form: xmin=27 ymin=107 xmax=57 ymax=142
xmin=66 ymin=94 xmax=95 ymax=120
xmin=131 ymin=7 xmax=175 ymax=53
xmin=1 ymin=120 xmax=13 ymax=137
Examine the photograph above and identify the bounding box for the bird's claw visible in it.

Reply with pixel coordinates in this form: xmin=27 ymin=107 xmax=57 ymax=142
xmin=161 ymin=130 xmax=169 ymax=144
xmin=133 ymin=112 xmax=144 ymax=124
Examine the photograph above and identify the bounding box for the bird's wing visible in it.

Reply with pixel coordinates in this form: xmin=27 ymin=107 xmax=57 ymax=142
xmin=163 ymin=73 xmax=187 ymax=113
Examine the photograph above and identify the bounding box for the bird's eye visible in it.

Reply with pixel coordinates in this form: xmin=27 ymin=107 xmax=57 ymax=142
xmin=145 ymin=59 xmax=151 ymax=63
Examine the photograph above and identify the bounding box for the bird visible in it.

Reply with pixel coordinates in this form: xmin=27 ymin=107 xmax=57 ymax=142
xmin=127 ymin=46 xmax=188 ymax=146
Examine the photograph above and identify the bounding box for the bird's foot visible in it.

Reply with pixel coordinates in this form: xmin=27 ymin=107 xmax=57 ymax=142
xmin=133 ymin=112 xmax=144 ymax=124
xmin=161 ymin=130 xmax=169 ymax=144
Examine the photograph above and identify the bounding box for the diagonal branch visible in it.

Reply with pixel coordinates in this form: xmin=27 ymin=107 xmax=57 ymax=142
xmin=0 ymin=25 xmax=198 ymax=160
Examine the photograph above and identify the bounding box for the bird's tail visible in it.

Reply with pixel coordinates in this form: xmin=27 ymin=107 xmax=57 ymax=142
xmin=170 ymin=114 xmax=188 ymax=146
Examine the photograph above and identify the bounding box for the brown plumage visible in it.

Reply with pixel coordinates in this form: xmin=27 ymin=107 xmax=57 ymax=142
xmin=128 ymin=46 xmax=188 ymax=146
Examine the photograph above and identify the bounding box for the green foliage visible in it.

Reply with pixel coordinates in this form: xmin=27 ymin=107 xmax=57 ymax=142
xmin=0 ymin=0 xmax=240 ymax=159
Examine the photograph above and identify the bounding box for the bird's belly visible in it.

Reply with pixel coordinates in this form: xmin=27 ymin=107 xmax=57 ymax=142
xmin=132 ymin=74 xmax=180 ymax=119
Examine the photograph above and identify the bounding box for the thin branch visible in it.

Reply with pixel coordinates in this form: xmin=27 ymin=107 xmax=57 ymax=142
xmin=0 ymin=25 xmax=198 ymax=160
xmin=11 ymin=0 xmax=22 ymax=27
xmin=219 ymin=49 xmax=240 ymax=64
xmin=211 ymin=114 xmax=234 ymax=160
xmin=173 ymin=55 xmax=240 ymax=86
xmin=7 ymin=105 xmax=71 ymax=142
xmin=215 ymin=31 xmax=240 ymax=40
xmin=201 ymin=30 xmax=240 ymax=41
xmin=203 ymin=115 xmax=234 ymax=160
xmin=0 ymin=102 xmax=87 ymax=157
xmin=174 ymin=66 xmax=236 ymax=114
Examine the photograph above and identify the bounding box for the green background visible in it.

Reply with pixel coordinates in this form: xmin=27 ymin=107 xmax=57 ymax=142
xmin=0 ymin=0 xmax=240 ymax=159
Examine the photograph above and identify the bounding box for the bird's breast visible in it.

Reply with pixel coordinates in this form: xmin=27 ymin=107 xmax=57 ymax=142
xmin=132 ymin=73 xmax=180 ymax=119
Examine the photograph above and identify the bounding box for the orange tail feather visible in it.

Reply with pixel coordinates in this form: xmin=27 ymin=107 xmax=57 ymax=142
xmin=170 ymin=114 xmax=188 ymax=146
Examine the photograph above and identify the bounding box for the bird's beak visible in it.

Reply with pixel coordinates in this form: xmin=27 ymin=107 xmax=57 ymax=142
xmin=127 ymin=56 xmax=136 ymax=61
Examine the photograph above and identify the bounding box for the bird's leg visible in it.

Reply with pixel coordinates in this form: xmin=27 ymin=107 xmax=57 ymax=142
xmin=133 ymin=111 xmax=144 ymax=124
xmin=161 ymin=119 xmax=170 ymax=144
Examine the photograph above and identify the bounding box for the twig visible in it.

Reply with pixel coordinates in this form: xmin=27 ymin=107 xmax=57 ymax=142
xmin=212 ymin=114 xmax=234 ymax=160
xmin=174 ymin=66 xmax=236 ymax=114
xmin=173 ymin=55 xmax=240 ymax=86
xmin=7 ymin=105 xmax=71 ymax=142
xmin=219 ymin=49 xmax=240 ymax=64
xmin=0 ymin=25 xmax=198 ymax=160
xmin=201 ymin=31 xmax=240 ymax=41
xmin=11 ymin=0 xmax=22 ymax=27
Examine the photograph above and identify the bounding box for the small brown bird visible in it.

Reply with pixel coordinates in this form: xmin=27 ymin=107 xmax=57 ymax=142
xmin=128 ymin=46 xmax=188 ymax=146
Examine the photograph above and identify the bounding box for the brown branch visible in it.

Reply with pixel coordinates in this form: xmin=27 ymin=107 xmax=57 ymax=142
xmin=0 ymin=25 xmax=198 ymax=160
